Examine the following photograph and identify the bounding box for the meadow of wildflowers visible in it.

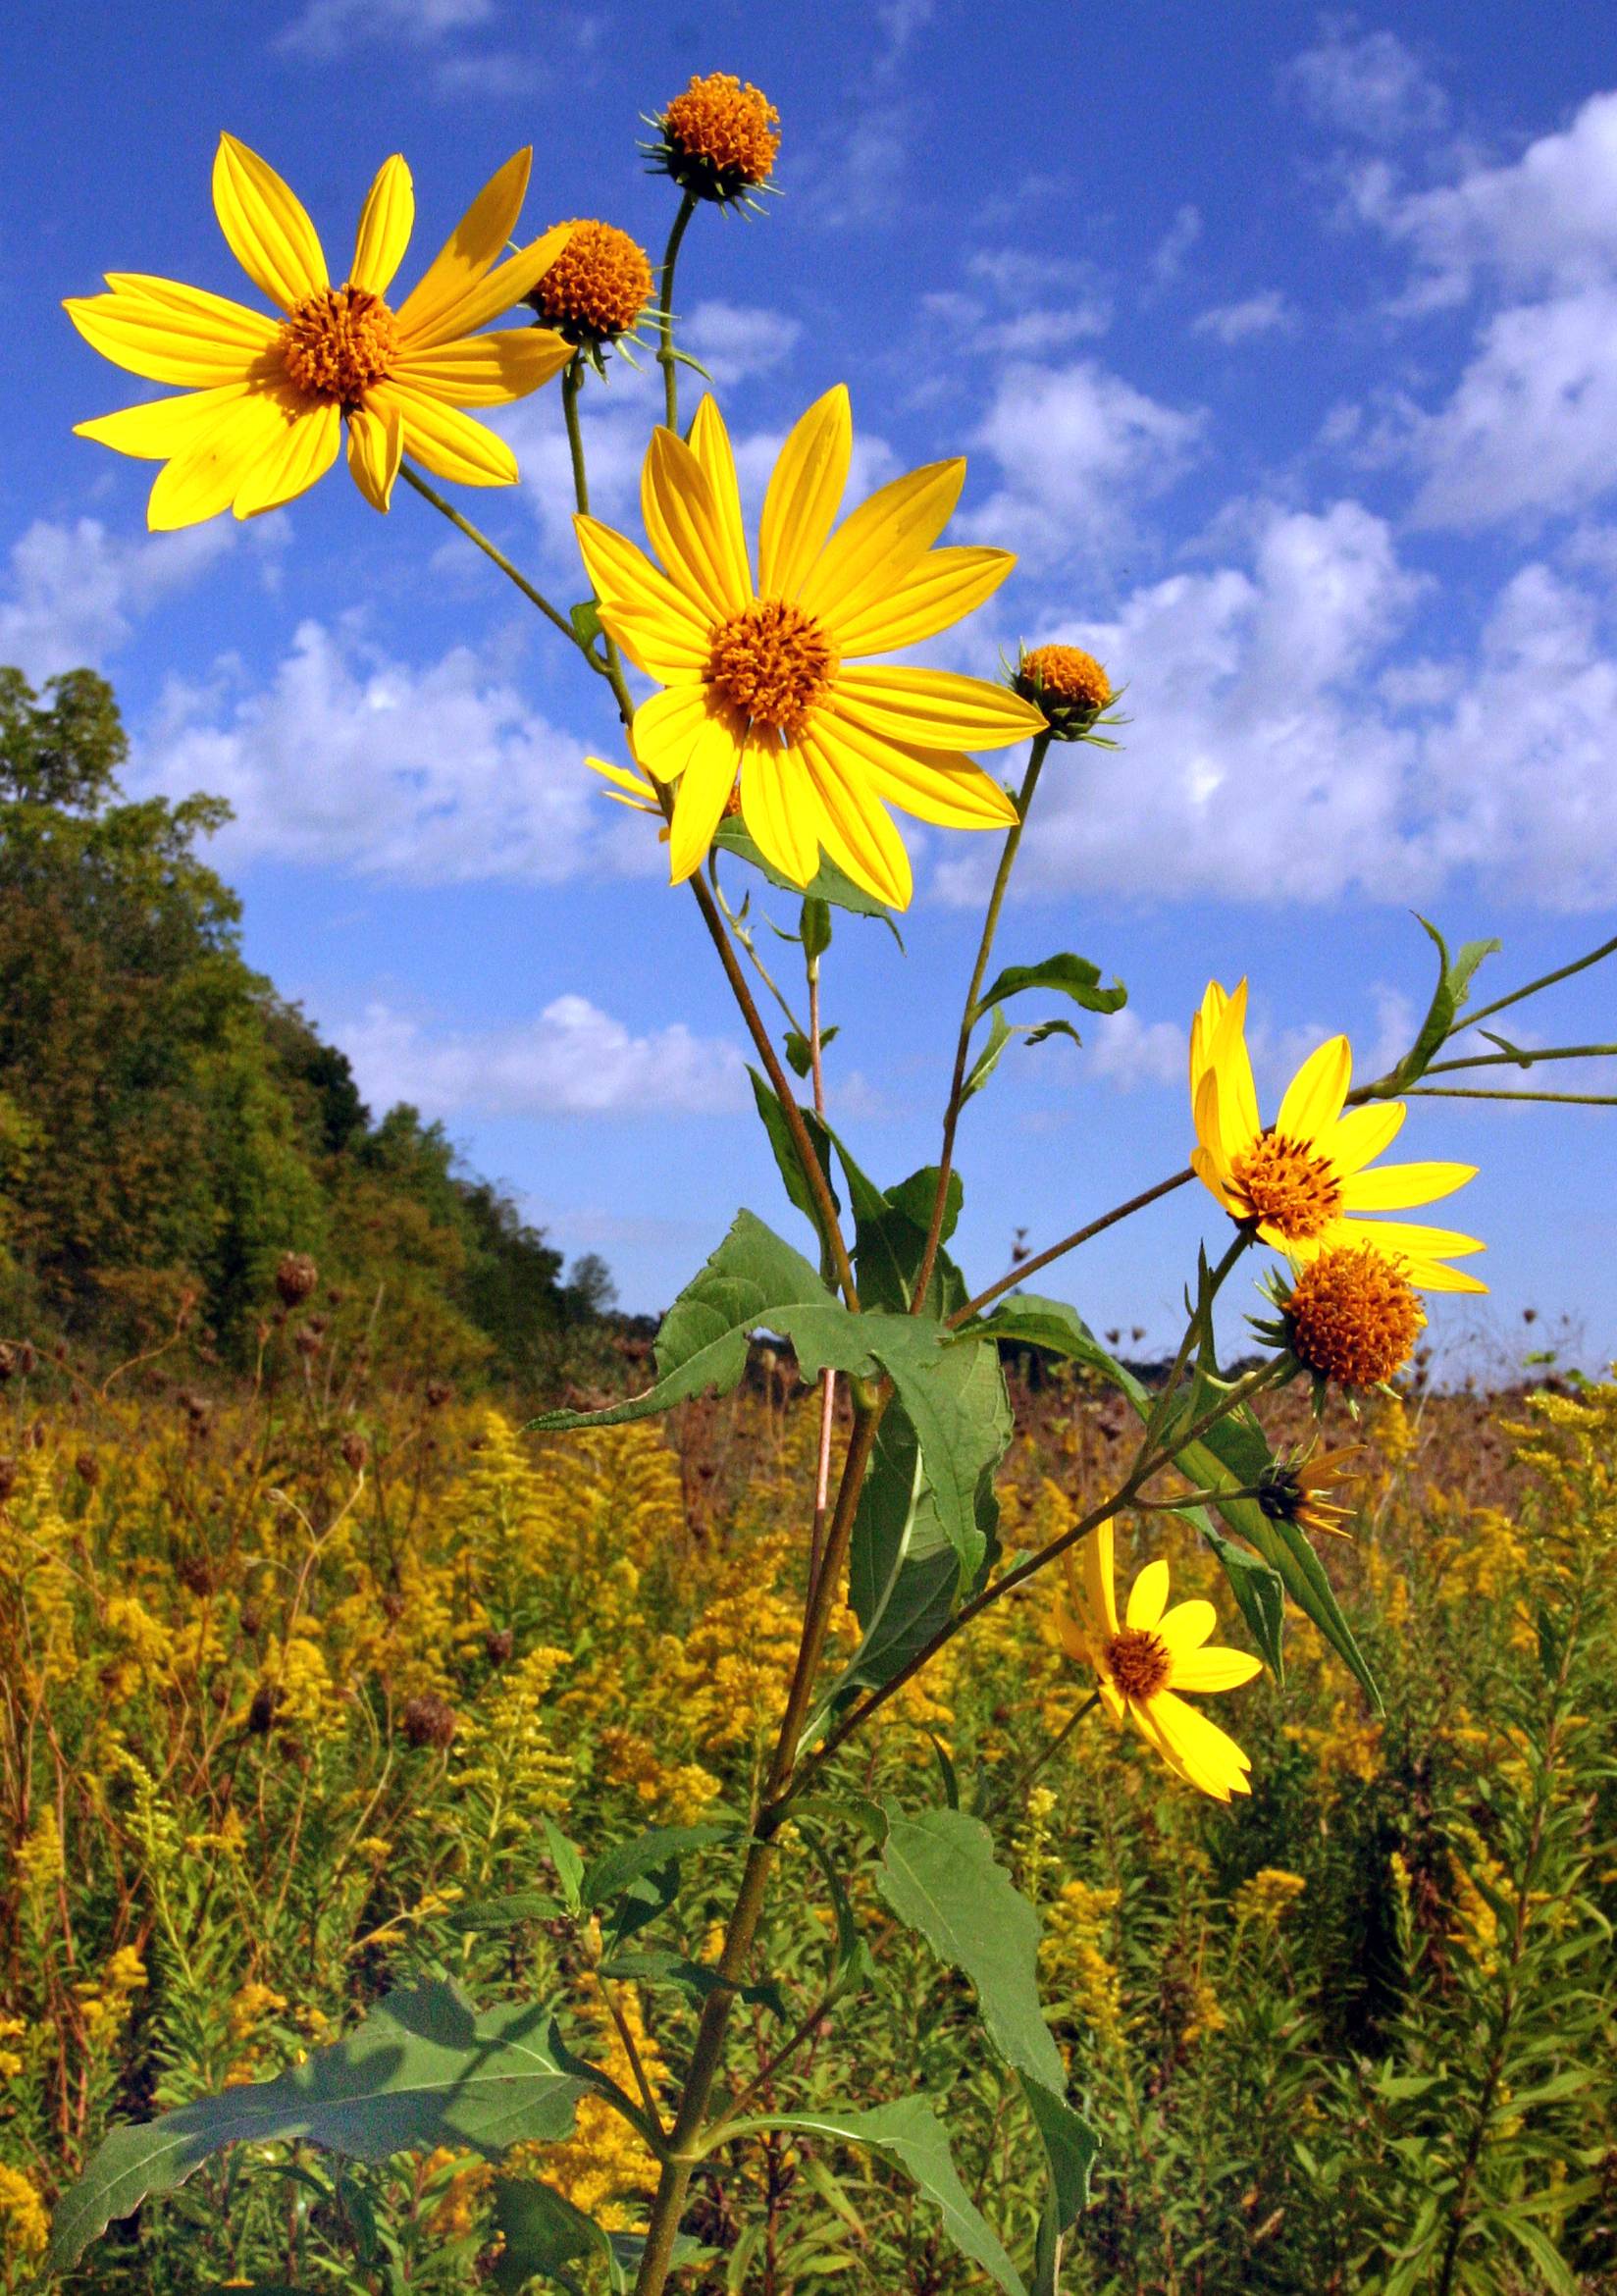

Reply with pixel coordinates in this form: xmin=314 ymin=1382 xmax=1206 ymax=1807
xmin=14 ymin=49 xmax=1617 ymax=2296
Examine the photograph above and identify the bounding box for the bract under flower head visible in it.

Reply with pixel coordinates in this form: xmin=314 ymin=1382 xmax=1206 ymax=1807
xmin=1189 ymin=978 xmax=1487 ymax=1292
xmin=66 ymin=137 xmax=574 ymax=528
xmin=653 ymin=73 xmax=781 ymax=206
xmin=1052 ymin=1518 xmax=1261 ymax=1801
xmin=574 ymin=386 xmax=1045 ymax=907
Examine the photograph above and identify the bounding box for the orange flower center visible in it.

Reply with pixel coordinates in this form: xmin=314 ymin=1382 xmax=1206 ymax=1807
xmin=278 ymin=286 xmax=398 ymax=405
xmin=1229 ymin=1131 xmax=1342 ymax=1239
xmin=661 ymin=73 xmax=781 ymax=195
xmin=1284 ymin=1245 xmax=1425 ymax=1389
xmin=1017 ymin=644 xmax=1111 ymax=710
xmin=706 ymin=599 xmax=836 ymax=739
xmin=1104 ymin=1626 xmax=1172 ymax=1699
xmin=530 ymin=219 xmax=653 ymax=344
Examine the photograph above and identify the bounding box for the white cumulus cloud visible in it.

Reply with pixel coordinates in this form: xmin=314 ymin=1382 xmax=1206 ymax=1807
xmin=0 ymin=518 xmax=233 ymax=684
xmin=1280 ymin=23 xmax=1448 ymax=146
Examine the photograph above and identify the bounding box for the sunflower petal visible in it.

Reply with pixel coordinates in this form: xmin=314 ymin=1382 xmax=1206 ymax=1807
xmin=346 ymin=400 xmax=404 ymax=511
xmin=1169 ymin=1644 xmax=1264 ymax=1693
xmin=405 ymin=227 xmax=575 ymax=352
xmin=827 ymin=546 xmax=1016 ymax=656
xmin=742 ymin=739 xmax=821 ymax=886
xmin=667 ymin=715 xmax=744 ymax=880
xmin=144 ymin=393 xmax=291 ymax=530
xmin=1156 ymin=1598 xmax=1217 ymax=1656
xmin=1205 ymin=992 xmax=1262 ymax=1154
xmin=212 ymin=134 xmax=328 ymax=312
xmin=589 ymin=756 xmax=660 ymax=810
xmin=1398 ymin=1259 xmax=1489 ymax=1296
xmin=352 ymin=155 xmax=414 ymax=296
xmin=392 ymin=148 xmax=531 ymax=341
xmin=377 ymin=385 xmax=518 ymax=487
xmin=758 ymin=385 xmax=852 ymax=600
xmin=794 ymin=724 xmax=913 ymax=909
xmin=632 ymin=684 xmax=717 ymax=784
xmin=66 ymin=284 xmax=278 ymax=388
xmin=233 ymin=399 xmax=340 ymax=518
xmin=799 ymin=459 xmax=965 ymax=626
xmin=830 ymin=666 xmax=1044 ymax=753
xmin=1340 ymin=1160 xmax=1476 ymax=1212
xmin=1323 ymin=1100 xmax=1406 ymax=1174
xmin=1147 ymin=1691 xmax=1254 ymax=1800
xmin=392 ymin=328 xmax=572 ymax=405
xmin=1275 ymin=1034 xmax=1352 ymax=1143
xmin=1125 ymin=1558 xmax=1170 ymax=1633
xmin=1084 ymin=1518 xmax=1120 ymax=1643
xmin=1339 ymin=1219 xmax=1486 ymax=1266
xmin=643 ymin=427 xmax=750 ymax=623
xmin=686 ymin=395 xmax=753 ymax=605
xmin=75 ymin=383 xmax=257 ymax=459
xmin=575 ymin=514 xmax=713 ymax=636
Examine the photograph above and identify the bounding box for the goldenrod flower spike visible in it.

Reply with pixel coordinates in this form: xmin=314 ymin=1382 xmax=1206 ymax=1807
xmin=1052 ymin=1520 xmax=1261 ymax=1801
xmin=1189 ymin=977 xmax=1487 ymax=1293
xmin=575 ymin=386 xmax=1046 ymax=907
xmin=66 ymin=136 xmax=575 ymax=529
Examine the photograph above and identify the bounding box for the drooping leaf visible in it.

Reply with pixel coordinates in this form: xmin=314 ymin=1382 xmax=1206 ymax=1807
xmin=870 ymin=1335 xmax=1010 ymax=1585
xmin=748 ymin=1071 xmax=842 ymax=1264
xmin=824 ymin=1403 xmax=959 ymax=1715
xmin=722 ymin=2099 xmax=1024 ymax=2296
xmin=600 ymin=1951 xmax=787 ymax=2020
xmin=875 ymin=1805 xmax=1066 ymax=2094
xmin=972 ymin=1296 xmax=1379 ymax=1704
xmin=1381 ymin=915 xmax=1500 ymax=1091
xmin=713 ymin=820 xmax=901 ymax=929
xmin=976 ymin=954 xmax=1126 ymax=1021
xmin=50 ymin=1983 xmax=589 ymax=2270
xmin=1022 ymin=1018 xmax=1083 ymax=1050
xmin=541 ymin=1816 xmax=585 ymax=1910
xmin=801 ymin=895 xmax=833 ymax=960
xmin=963 ymin=1006 xmax=1014 ymax=1102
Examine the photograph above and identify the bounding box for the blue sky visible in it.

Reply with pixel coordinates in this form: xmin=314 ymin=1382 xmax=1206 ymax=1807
xmin=5 ymin=0 xmax=1617 ymax=1365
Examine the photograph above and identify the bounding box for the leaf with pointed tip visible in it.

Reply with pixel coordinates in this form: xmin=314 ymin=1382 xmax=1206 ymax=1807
xmin=1024 ymin=2078 xmax=1101 ymax=2296
xmin=713 ymin=820 xmax=902 ymax=931
xmin=1382 ymin=915 xmax=1500 ymax=1090
xmin=963 ymin=1006 xmax=1014 ymax=1101
xmin=721 ymin=2099 xmax=1024 ymax=2296
xmin=977 ymin=954 xmax=1125 ymax=1020
xmin=582 ymin=1821 xmax=743 ymax=1907
xmin=747 ymin=1072 xmax=842 ymax=1265
xmin=50 ymin=1983 xmax=589 ymax=2270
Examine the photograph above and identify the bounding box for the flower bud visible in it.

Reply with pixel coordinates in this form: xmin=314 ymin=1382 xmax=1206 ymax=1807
xmin=1013 ymin=644 xmax=1113 ymax=741
xmin=649 ymin=72 xmax=781 ymax=208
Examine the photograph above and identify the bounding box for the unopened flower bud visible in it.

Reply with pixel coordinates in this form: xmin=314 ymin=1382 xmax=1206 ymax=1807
xmin=1013 ymin=644 xmax=1113 ymax=740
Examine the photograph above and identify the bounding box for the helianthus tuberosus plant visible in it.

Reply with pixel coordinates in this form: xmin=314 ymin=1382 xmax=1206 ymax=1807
xmin=50 ymin=78 xmax=1617 ymax=2296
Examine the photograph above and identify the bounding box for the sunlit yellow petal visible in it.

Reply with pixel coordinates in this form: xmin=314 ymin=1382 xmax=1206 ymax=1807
xmin=144 ymin=393 xmax=290 ymax=531
xmin=1275 ymin=1034 xmax=1352 ymax=1142
xmin=346 ymin=399 xmax=403 ymax=511
xmin=849 ymin=735 xmax=1017 ymax=829
xmin=392 ymin=147 xmax=531 ymax=341
xmin=741 ymin=740 xmax=821 ymax=886
xmin=392 ymin=328 xmax=572 ymax=405
xmin=598 ymin=606 xmax=711 ymax=684
xmin=1169 ymin=1644 xmax=1264 ymax=1694
xmin=1155 ymin=1598 xmax=1217 ymax=1656
xmin=830 ymin=666 xmax=1045 ymax=753
xmin=799 ymin=459 xmax=965 ymax=626
xmin=643 ymin=427 xmax=750 ymax=623
xmin=794 ymin=723 xmax=913 ymax=909
xmin=632 ymin=683 xmax=717 ymax=784
xmin=212 ymin=133 xmax=329 ymax=312
xmin=1322 ymin=1100 xmax=1406 ymax=1174
xmin=667 ymin=715 xmax=744 ymax=880
xmin=351 ymin=155 xmax=414 ymax=296
xmin=376 ymin=384 xmax=517 ymax=487
xmin=575 ymin=514 xmax=712 ymax=638
xmin=1336 ymin=1219 xmax=1486 ymax=1266
xmin=1148 ymin=1691 xmax=1253 ymax=1800
xmin=65 ymin=286 xmax=277 ymax=388
xmin=403 ymin=225 xmax=574 ymax=352
xmin=75 ymin=383 xmax=257 ymax=459
xmin=686 ymin=395 xmax=753 ymax=605
xmin=1339 ymin=1160 xmax=1476 ymax=1212
xmin=1395 ymin=1258 xmax=1489 ymax=1296
xmin=234 ymin=399 xmax=340 ymax=518
xmin=826 ymin=546 xmax=1017 ymax=657
xmin=758 ymin=384 xmax=851 ymax=600
xmin=1125 ymin=1558 xmax=1169 ymax=1633
xmin=1206 ymin=997 xmax=1261 ymax=1155
xmin=589 ymin=756 xmax=660 ymax=811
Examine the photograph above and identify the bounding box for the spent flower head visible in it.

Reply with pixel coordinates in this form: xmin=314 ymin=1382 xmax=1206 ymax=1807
xmin=649 ymin=73 xmax=782 ymax=209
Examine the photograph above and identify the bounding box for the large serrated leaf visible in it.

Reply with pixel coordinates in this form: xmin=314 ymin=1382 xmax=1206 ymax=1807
xmin=722 ymin=2099 xmax=1024 ymax=2296
xmin=50 ymin=1983 xmax=589 ymax=2270
xmin=876 ymin=1805 xmax=1066 ymax=2094
xmin=974 ymin=1295 xmax=1379 ymax=1706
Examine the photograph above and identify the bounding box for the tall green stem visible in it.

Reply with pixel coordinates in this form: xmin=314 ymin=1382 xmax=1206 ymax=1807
xmin=398 ymin=463 xmax=579 ymax=650
xmin=656 ymin=192 xmax=700 ymax=430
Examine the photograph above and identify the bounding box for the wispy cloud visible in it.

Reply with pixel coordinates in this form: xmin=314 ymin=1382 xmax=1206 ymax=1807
xmin=1279 ymin=19 xmax=1448 ymax=145
xmin=0 ymin=517 xmax=234 ymax=684
xmin=1192 ymin=290 xmax=1298 ymax=344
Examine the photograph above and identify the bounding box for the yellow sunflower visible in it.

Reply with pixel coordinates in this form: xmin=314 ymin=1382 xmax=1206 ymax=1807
xmin=1052 ymin=1519 xmax=1260 ymax=1801
xmin=1190 ymin=978 xmax=1486 ymax=1293
xmin=574 ymin=387 xmax=1045 ymax=907
xmin=66 ymin=135 xmax=574 ymax=529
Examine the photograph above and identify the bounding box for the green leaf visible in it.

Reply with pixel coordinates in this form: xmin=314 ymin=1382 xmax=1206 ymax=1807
xmin=872 ymin=1336 xmax=1010 ymax=1585
xmin=713 ymin=822 xmax=901 ymax=930
xmin=974 ymin=1295 xmax=1378 ymax=1705
xmin=977 ymin=954 xmax=1126 ymax=1021
xmin=582 ymin=1821 xmax=744 ymax=1908
xmin=1023 ymin=1018 xmax=1083 ymax=1050
xmin=875 ymin=1805 xmax=1066 ymax=2093
xmin=1382 ymin=915 xmax=1500 ymax=1090
xmin=801 ymin=896 xmax=833 ymax=960
xmin=723 ymin=2100 xmax=1024 ymax=2296
xmin=50 ymin=1983 xmax=589 ymax=2270
xmin=527 ymin=1213 xmax=851 ymax=1434
xmin=828 ymin=1401 xmax=959 ymax=1706
xmin=747 ymin=1070 xmax=841 ymax=1264
xmin=493 ymin=2182 xmax=712 ymax=2296
xmin=448 ymin=1890 xmax=565 ymax=1932
xmin=1024 ymin=2077 xmax=1101 ymax=2296
xmin=600 ymin=1951 xmax=787 ymax=2020
xmin=963 ymin=1007 xmax=1014 ymax=1102
xmin=568 ymin=598 xmax=603 ymax=651
xmin=541 ymin=1816 xmax=585 ymax=1911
